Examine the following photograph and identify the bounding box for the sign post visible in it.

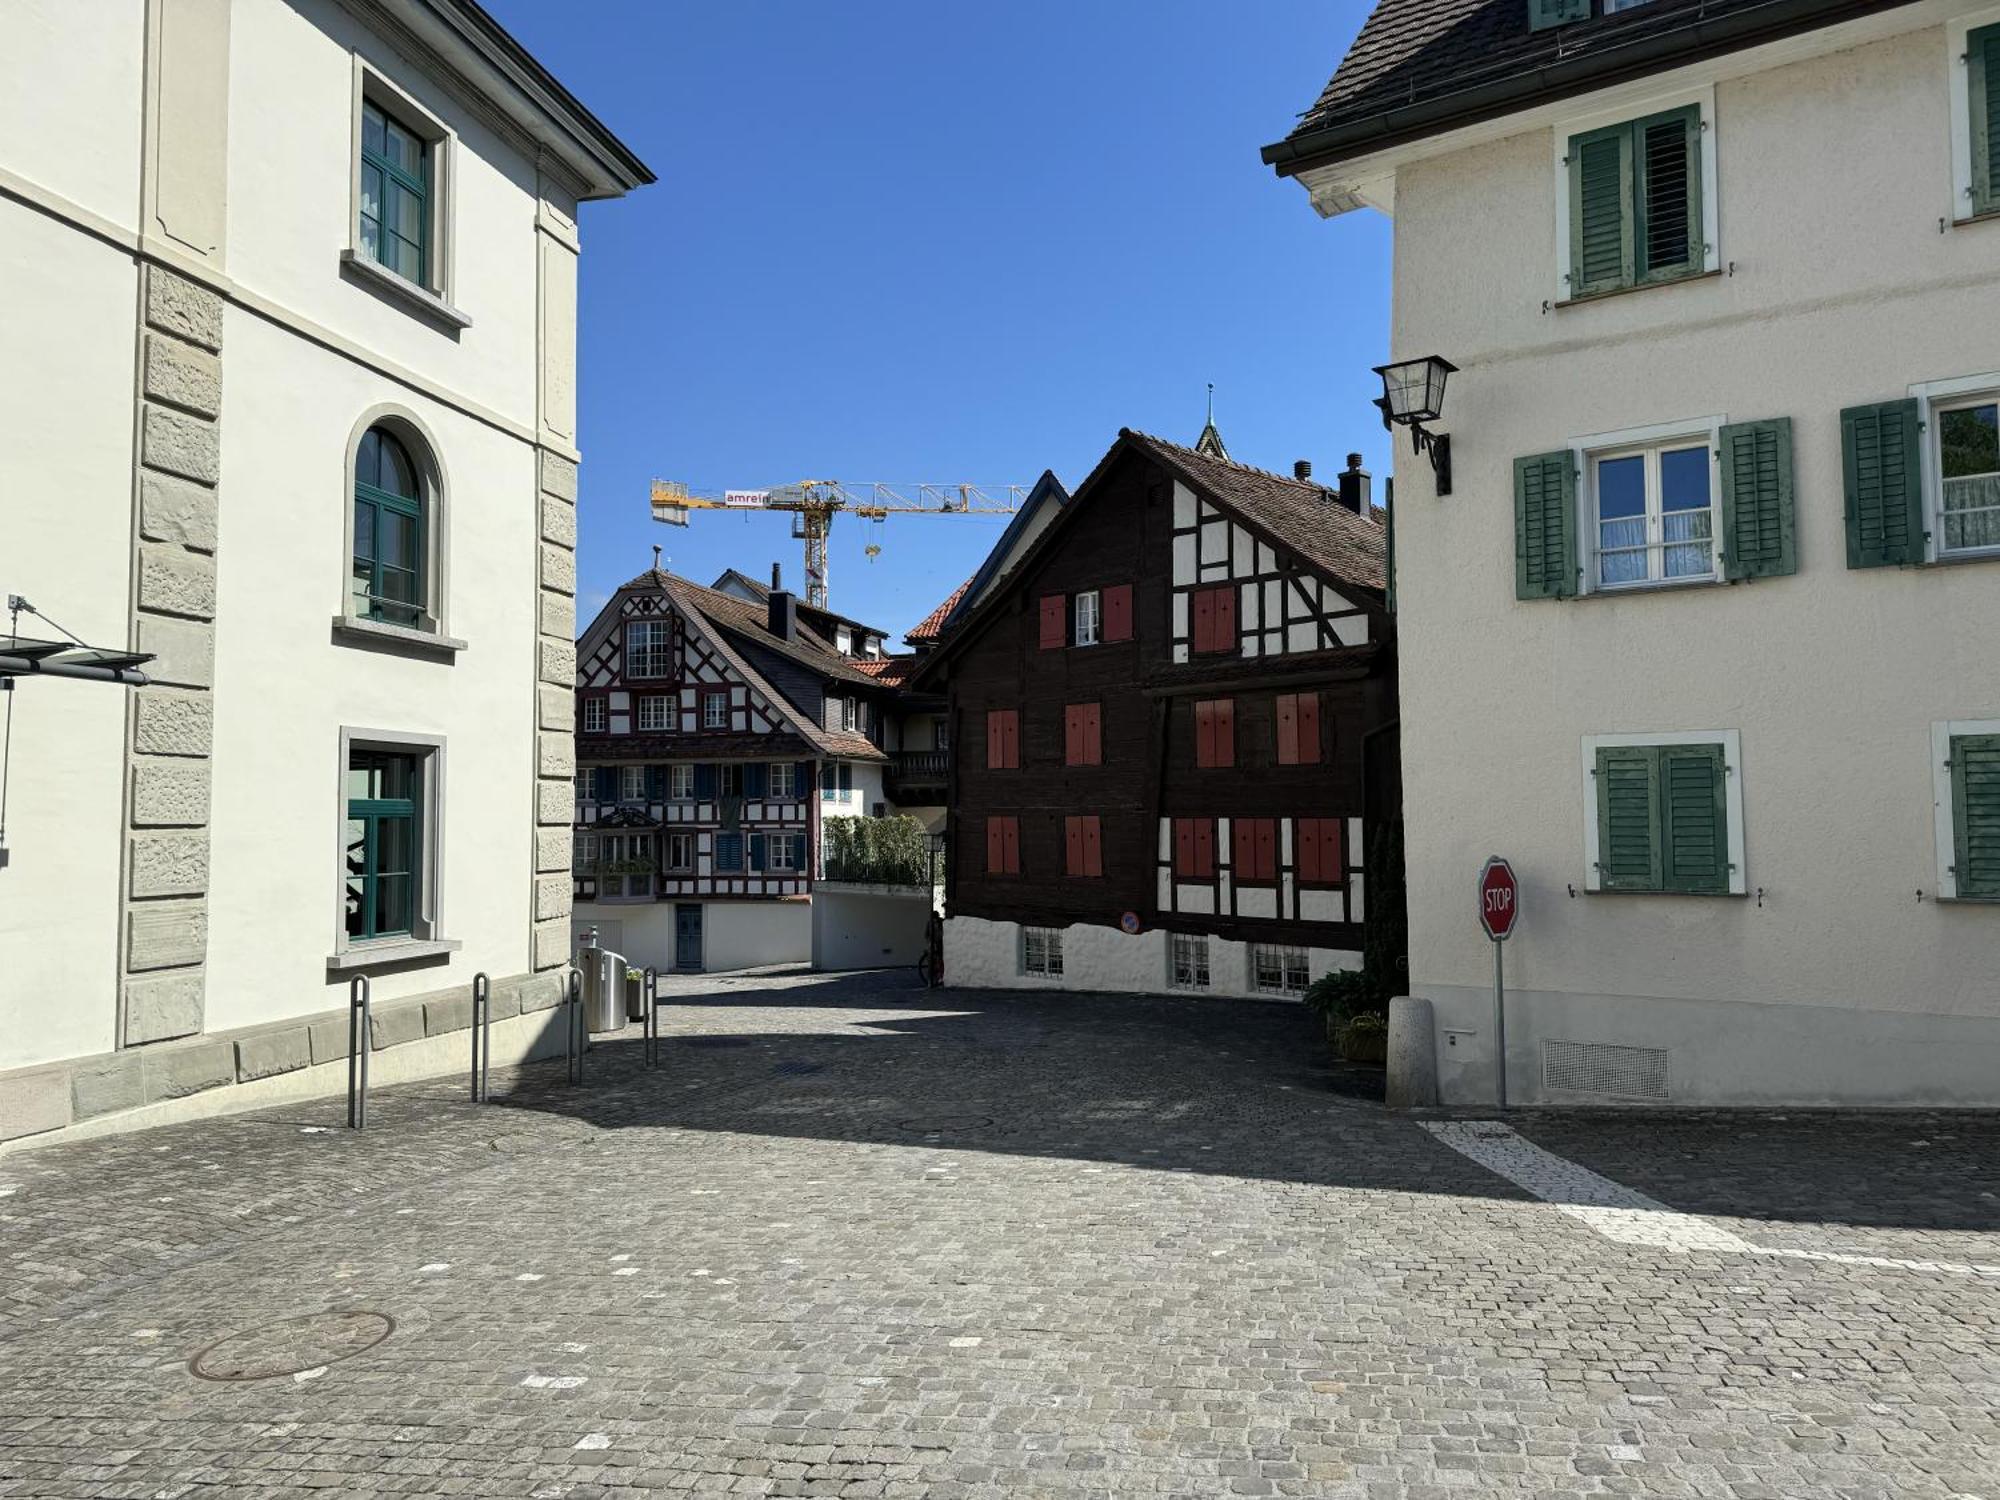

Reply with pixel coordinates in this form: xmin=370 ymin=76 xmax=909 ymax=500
xmin=1477 ymin=857 xmax=1520 ymax=1108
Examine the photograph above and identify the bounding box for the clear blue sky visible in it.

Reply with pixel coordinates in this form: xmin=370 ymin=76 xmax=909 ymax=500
xmin=483 ymin=1 xmax=1388 ymax=639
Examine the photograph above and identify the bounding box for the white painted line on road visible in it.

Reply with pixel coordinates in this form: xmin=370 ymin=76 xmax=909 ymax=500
xmin=521 ymin=1374 xmax=587 ymax=1390
xmin=1423 ymin=1121 xmax=2000 ymax=1279
xmin=574 ymin=1433 xmax=610 ymax=1450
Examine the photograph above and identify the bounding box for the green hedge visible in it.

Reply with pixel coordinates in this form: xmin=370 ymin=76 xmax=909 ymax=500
xmin=822 ymin=813 xmax=933 ymax=886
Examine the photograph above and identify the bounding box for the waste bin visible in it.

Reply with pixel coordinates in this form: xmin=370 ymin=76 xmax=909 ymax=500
xmin=574 ymin=938 xmax=628 ymax=1034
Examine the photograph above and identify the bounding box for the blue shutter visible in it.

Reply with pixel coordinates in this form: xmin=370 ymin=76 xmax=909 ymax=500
xmin=593 ymin=766 xmax=616 ymax=802
xmin=796 ymin=760 xmax=812 ymax=797
xmin=645 ymin=765 xmax=667 ymax=800
xmin=693 ymin=762 xmax=717 ymax=799
xmin=716 ymin=832 xmax=741 ymax=870
xmin=745 ymin=762 xmax=768 ymax=798
xmin=839 ymin=762 xmax=853 ymax=793
xmin=748 ymin=833 xmax=765 ymax=872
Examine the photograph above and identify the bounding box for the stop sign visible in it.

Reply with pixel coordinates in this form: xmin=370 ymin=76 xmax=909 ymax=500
xmin=1478 ymin=857 xmax=1519 ymax=941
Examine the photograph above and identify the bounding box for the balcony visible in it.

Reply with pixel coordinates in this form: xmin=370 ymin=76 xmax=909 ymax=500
xmin=887 ymin=749 xmax=948 ymax=798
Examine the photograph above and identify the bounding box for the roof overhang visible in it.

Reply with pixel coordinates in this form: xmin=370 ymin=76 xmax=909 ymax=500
xmin=1261 ymin=0 xmax=1926 ymax=210
xmin=343 ymin=0 xmax=654 ymax=199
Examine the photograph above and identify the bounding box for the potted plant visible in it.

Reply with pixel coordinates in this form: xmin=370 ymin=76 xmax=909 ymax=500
xmin=1340 ymin=1011 xmax=1389 ymax=1064
xmin=625 ymin=966 xmax=645 ymax=1022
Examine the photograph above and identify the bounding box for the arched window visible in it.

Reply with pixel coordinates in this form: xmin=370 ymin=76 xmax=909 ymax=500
xmin=351 ymin=425 xmax=424 ymax=626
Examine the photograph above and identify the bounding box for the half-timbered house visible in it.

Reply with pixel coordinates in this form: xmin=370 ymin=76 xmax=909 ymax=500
xmin=914 ymin=429 xmax=1399 ymax=1000
xmin=572 ymin=567 xmax=902 ymax=972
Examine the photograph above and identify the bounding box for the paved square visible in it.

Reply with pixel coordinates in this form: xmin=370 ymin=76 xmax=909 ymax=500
xmin=2 ymin=970 xmax=1997 ymax=1498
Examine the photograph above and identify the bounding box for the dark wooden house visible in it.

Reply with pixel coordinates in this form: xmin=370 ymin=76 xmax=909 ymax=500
xmin=913 ymin=429 xmax=1399 ymax=998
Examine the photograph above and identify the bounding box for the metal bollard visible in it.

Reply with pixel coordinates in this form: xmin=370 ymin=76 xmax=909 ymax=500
xmin=470 ymin=972 xmax=491 ymax=1103
xmin=643 ymin=967 xmax=660 ymax=1068
xmin=566 ymin=967 xmax=584 ymax=1085
xmin=346 ymin=974 xmax=371 ymax=1130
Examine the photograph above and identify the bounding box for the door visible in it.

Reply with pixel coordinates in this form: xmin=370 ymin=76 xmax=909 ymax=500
xmin=674 ymin=904 xmax=703 ymax=971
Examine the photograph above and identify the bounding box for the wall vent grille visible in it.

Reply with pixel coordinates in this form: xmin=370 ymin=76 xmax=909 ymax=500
xmin=1541 ymin=1039 xmax=1671 ymax=1101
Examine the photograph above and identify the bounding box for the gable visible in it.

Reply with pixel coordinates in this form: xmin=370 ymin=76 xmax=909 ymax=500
xmin=576 ymin=591 xmax=795 ymax=737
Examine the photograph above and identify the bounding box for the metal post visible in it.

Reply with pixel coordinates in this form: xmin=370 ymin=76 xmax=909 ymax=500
xmin=643 ymin=966 xmax=659 ymax=1068
xmin=347 ymin=974 xmax=371 ymax=1130
xmin=471 ymin=972 xmax=490 ymax=1103
xmin=1492 ymin=939 xmax=1508 ymax=1111
xmin=567 ymin=967 xmax=584 ymax=1085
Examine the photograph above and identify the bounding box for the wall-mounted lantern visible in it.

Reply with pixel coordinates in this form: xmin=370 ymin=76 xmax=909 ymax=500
xmin=1371 ymin=355 xmax=1457 ymax=496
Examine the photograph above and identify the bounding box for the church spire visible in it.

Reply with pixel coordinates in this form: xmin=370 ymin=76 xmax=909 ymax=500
xmin=1195 ymin=382 xmax=1229 ymax=460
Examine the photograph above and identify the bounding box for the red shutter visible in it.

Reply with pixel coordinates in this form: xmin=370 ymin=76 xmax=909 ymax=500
xmin=1190 ymin=589 xmax=1213 ymax=653
xmin=1255 ymin=818 xmax=1276 ymax=881
xmin=1085 ymin=703 xmax=1101 ymax=765
xmin=1102 ymin=584 xmax=1133 ymax=642
xmin=1297 ymin=819 xmax=1320 ymax=884
xmin=1039 ymin=595 xmax=1066 ymax=650
xmin=1065 ymin=815 xmax=1083 ymax=876
xmin=1232 ymin=820 xmax=1256 ymax=880
xmin=1214 ymin=586 xmax=1237 ymax=651
xmin=1194 ymin=819 xmax=1214 ymax=878
xmin=1318 ymin=817 xmax=1342 ymax=882
xmin=1064 ymin=706 xmax=1080 ymax=766
xmin=986 ymin=818 xmax=1005 ymax=874
xmin=1174 ymin=817 xmax=1194 ymax=876
xmin=1084 ymin=816 xmax=1102 ymax=877
xmin=1276 ymin=695 xmax=1299 ymax=766
xmin=1215 ymin=699 xmax=1235 ymax=768
xmin=1003 ymin=817 xmax=1020 ymax=874
xmin=1296 ymin=693 xmax=1320 ymax=765
xmin=986 ymin=711 xmax=1001 ymax=769
xmin=1002 ymin=711 xmax=1019 ymax=769
xmin=1194 ymin=701 xmax=1213 ymax=769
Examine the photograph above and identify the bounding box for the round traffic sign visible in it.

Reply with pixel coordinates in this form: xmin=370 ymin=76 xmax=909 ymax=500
xmin=1478 ymin=857 xmax=1519 ymax=941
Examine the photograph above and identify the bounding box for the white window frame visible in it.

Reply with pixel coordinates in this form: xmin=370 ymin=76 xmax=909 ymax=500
xmin=343 ymin=61 xmax=468 ymax=327
xmin=330 ymin=726 xmax=458 ymax=969
xmin=1074 ymin=589 xmax=1101 ymax=646
xmin=1169 ymin=932 xmax=1211 ymax=991
xmin=582 ymin=698 xmax=606 ymax=734
xmin=666 ymin=831 xmax=695 ymax=872
xmin=627 ymin=621 xmax=676 ymax=680
xmin=1569 ymin=415 xmax=1725 ymax=594
xmin=637 ymin=695 xmax=671 ymax=732
xmin=768 ymin=835 xmax=799 ymax=872
xmin=835 ymin=626 xmax=853 ymax=654
xmin=1022 ymin=926 xmax=1064 ymax=978
xmin=1550 ymin=83 xmax=1719 ymax=306
xmin=1910 ymin=370 xmax=2000 ymax=563
xmin=574 ymin=769 xmax=593 ymax=804
xmin=1250 ymin=944 xmax=1311 ymax=997
xmin=769 ymin=761 xmax=796 ymax=799
xmin=1932 ymin=717 xmax=2000 ymax=900
xmin=702 ymin=691 xmax=729 ymax=731
xmin=840 ymin=696 xmax=859 ymax=732
xmin=619 ymin=765 xmax=646 ymax=804
xmin=598 ymin=832 xmax=653 ymax=901
xmin=1949 ymin=8 xmax=2000 ymax=224
xmin=573 ymin=831 xmax=596 ymax=872
xmin=1579 ymin=728 xmax=1747 ymax=895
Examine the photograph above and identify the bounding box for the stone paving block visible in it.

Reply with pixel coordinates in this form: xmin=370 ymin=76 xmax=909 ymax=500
xmin=140 ymin=1038 xmax=234 ymax=1101
xmin=69 ymin=1051 xmax=145 ymax=1120
xmin=0 ymin=1067 xmax=71 ymax=1141
xmin=425 ymin=990 xmax=475 ymax=1037
xmin=235 ymin=1027 xmax=311 ymax=1082
xmin=369 ymin=1000 xmax=427 ymax=1051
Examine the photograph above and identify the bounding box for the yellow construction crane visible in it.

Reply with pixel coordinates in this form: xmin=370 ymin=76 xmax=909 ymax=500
xmin=649 ymin=479 xmax=1027 ymax=611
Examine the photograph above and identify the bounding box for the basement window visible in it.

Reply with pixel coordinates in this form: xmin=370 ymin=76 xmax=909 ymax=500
xmin=1169 ymin=932 xmax=1211 ymax=991
xmin=1022 ymin=926 xmax=1064 ymax=977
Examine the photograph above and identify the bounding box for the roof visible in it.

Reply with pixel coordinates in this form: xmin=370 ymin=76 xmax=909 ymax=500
xmin=850 ymin=656 xmax=925 ymax=687
xmin=905 ymin=577 xmax=974 ymax=646
xmin=708 ymin=569 xmax=888 ymax=644
xmin=1262 ymin=0 xmax=1913 ymax=178
xmin=393 ymin=0 xmax=654 ymax=196
xmin=1120 ymin=430 xmax=1386 ymax=593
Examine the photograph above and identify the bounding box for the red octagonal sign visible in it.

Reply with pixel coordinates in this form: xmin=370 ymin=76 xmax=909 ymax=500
xmin=1478 ymin=856 xmax=1519 ymax=942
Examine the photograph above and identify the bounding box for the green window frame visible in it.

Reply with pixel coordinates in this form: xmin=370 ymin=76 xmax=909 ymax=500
xmin=1593 ymin=742 xmax=1732 ymax=894
xmin=345 ymin=749 xmax=421 ymax=941
xmin=1949 ymin=733 xmax=2000 ymax=899
xmin=352 ymin=425 xmax=425 ymax=626
xmin=1972 ymin=24 xmax=2000 ymax=218
xmin=1567 ymin=104 xmax=1703 ymax=298
xmin=360 ymin=99 xmax=430 ymax=286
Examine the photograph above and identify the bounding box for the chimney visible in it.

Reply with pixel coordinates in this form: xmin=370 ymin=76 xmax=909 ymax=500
xmin=768 ymin=589 xmax=797 ymax=643
xmin=1336 ymin=453 xmax=1370 ymax=515
xmin=770 ymin=561 xmax=782 ymax=591
xmin=1294 ymin=459 xmax=1312 ymax=482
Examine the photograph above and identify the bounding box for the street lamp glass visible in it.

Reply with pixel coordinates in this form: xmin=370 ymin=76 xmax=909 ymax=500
xmin=1372 ymin=356 xmax=1456 ymax=425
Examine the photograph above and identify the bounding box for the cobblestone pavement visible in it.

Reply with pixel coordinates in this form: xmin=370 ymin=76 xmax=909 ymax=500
xmin=2 ymin=969 xmax=1998 ymax=1499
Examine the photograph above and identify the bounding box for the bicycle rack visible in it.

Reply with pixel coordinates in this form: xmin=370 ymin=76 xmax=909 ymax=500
xmin=643 ymin=967 xmax=661 ymax=1068
xmin=470 ymin=972 xmax=492 ymax=1102
xmin=346 ymin=974 xmax=371 ymax=1130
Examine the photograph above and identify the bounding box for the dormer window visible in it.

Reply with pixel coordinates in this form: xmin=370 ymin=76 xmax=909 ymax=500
xmin=1530 ymin=0 xmax=1656 ymax=30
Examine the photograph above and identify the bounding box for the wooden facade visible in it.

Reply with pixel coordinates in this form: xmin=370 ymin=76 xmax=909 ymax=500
xmin=920 ymin=430 xmax=1399 ymax=955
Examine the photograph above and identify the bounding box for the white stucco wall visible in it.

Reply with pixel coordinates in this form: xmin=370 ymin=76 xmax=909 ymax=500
xmin=812 ymin=883 xmax=933 ymax=970
xmin=0 ymin=0 xmax=146 ymax=226
xmin=0 ymin=206 xmax=140 ymax=1070
xmin=574 ymin=900 xmax=810 ymax=975
xmin=820 ymin=761 xmax=889 ymax=818
xmin=944 ymin=915 xmax=1357 ymax=1000
xmin=1374 ymin=17 xmax=2000 ymax=1103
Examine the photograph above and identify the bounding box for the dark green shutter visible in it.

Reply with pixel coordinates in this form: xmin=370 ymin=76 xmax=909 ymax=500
xmin=593 ymin=766 xmax=616 ymax=802
xmin=1660 ymin=744 xmax=1729 ymax=893
xmin=1569 ymin=125 xmax=1633 ymax=297
xmin=1635 ymin=107 xmax=1702 ymax=282
xmin=1951 ymin=733 xmax=2000 ymax=898
xmin=1384 ymin=474 xmax=1396 ymax=614
xmin=795 ymin=760 xmax=812 ymax=796
xmin=1515 ymin=451 xmax=1578 ymax=599
xmin=748 ymin=833 xmax=766 ymax=872
xmin=1841 ymin=399 xmax=1925 ymax=568
xmin=744 ymin=762 xmax=768 ymax=798
xmin=1529 ymin=0 xmax=1589 ymax=32
xmin=1717 ymin=418 xmax=1796 ymax=580
xmin=1596 ymin=746 xmax=1662 ymax=891
xmin=693 ymin=762 xmax=717 ymax=799
xmin=1972 ymin=25 xmax=2000 ymax=216
xmin=645 ymin=765 xmax=666 ymax=800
